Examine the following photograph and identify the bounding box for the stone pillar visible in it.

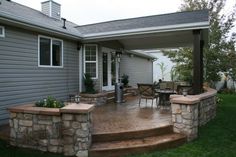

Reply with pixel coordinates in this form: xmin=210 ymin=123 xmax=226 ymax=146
xmin=171 ymin=96 xmax=200 ymax=141
xmin=9 ymin=111 xmax=62 ymax=153
xmin=8 ymin=103 xmax=94 ymax=157
xmin=60 ymin=103 xmax=94 ymax=157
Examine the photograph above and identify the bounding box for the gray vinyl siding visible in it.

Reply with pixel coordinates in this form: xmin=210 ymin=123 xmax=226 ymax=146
xmin=120 ymin=54 xmax=153 ymax=87
xmin=0 ymin=25 xmax=79 ymax=124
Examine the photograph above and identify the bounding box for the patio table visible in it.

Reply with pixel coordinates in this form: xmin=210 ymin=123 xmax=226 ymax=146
xmin=156 ymin=89 xmax=176 ymax=107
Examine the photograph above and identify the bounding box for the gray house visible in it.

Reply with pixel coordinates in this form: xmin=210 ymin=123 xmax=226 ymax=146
xmin=0 ymin=0 xmax=209 ymax=124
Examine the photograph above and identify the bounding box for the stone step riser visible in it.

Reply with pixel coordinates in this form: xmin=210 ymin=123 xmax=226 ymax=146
xmin=92 ymin=125 xmax=173 ymax=143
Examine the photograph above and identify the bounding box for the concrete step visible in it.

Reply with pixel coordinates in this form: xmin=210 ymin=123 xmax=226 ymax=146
xmin=89 ymin=133 xmax=186 ymax=157
xmin=92 ymin=125 xmax=173 ymax=143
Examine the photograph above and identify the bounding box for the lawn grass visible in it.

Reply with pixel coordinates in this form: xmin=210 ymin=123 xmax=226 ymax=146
xmin=127 ymin=94 xmax=236 ymax=157
xmin=0 ymin=140 xmax=64 ymax=157
xmin=0 ymin=94 xmax=235 ymax=157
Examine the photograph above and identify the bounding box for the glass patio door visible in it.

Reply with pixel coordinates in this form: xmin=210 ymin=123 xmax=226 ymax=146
xmin=102 ymin=52 xmax=116 ymax=91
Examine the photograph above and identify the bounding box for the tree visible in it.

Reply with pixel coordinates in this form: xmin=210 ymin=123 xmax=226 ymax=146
xmin=157 ymin=62 xmax=167 ymax=80
xmin=226 ymin=51 xmax=236 ymax=90
xmin=163 ymin=0 xmax=236 ymax=87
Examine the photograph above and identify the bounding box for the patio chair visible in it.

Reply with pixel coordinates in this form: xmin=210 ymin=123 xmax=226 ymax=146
xmin=137 ymin=83 xmax=158 ymax=107
xmin=166 ymin=81 xmax=175 ymax=91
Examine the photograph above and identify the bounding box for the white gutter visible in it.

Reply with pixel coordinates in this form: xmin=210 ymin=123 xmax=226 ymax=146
xmin=0 ymin=10 xmax=209 ymax=42
xmin=83 ymin=21 xmax=209 ymax=40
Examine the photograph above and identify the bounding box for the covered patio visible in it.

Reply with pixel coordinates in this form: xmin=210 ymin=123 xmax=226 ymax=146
xmin=83 ymin=10 xmax=211 ymax=157
xmin=83 ymin=10 xmax=209 ymax=94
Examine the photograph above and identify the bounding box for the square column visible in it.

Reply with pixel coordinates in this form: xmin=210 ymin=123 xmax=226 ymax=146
xmin=193 ymin=30 xmax=204 ymax=94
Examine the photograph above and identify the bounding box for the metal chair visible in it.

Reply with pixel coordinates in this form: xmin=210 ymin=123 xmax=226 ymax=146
xmin=137 ymin=83 xmax=158 ymax=107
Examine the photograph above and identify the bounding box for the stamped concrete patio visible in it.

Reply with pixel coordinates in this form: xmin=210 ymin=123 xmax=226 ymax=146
xmin=92 ymin=96 xmax=172 ymax=134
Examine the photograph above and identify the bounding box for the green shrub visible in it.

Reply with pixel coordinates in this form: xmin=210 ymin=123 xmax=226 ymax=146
xmin=216 ymin=96 xmax=223 ymax=104
xmin=35 ymin=96 xmax=64 ymax=108
xmin=219 ymin=88 xmax=236 ymax=94
xmin=83 ymin=73 xmax=96 ymax=94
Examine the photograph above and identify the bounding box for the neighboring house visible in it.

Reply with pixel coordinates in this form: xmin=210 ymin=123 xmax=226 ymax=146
xmin=0 ymin=0 xmax=209 ymax=124
xmin=147 ymin=50 xmax=176 ymax=82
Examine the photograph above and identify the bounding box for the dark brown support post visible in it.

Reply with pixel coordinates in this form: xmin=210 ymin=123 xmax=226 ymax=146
xmin=200 ymin=40 xmax=204 ymax=91
xmin=193 ymin=30 xmax=203 ymax=94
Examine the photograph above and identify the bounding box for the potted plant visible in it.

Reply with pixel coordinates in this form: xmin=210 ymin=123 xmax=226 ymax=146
xmin=121 ymin=74 xmax=129 ymax=87
xmin=83 ymin=73 xmax=96 ymax=94
xmin=35 ymin=96 xmax=65 ymax=108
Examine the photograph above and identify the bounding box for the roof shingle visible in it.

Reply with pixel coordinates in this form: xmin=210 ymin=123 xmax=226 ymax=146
xmin=76 ymin=10 xmax=209 ymax=35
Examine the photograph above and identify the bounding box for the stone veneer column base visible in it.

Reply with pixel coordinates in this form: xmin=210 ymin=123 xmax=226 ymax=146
xmin=80 ymin=93 xmax=108 ymax=106
xmin=8 ymin=103 xmax=94 ymax=157
xmin=171 ymin=103 xmax=198 ymax=141
xmin=170 ymin=88 xmax=217 ymax=141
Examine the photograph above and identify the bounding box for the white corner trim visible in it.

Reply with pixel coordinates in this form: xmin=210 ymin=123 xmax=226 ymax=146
xmin=83 ymin=44 xmax=98 ymax=79
xmin=0 ymin=26 xmax=5 ymax=37
xmin=83 ymin=21 xmax=209 ymax=40
xmin=49 ymin=0 xmax=52 ymax=17
xmin=38 ymin=35 xmax=64 ymax=68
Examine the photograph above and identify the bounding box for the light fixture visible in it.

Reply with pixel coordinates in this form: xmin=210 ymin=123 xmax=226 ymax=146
xmin=129 ymin=54 xmax=134 ymax=58
xmin=116 ymin=50 xmax=122 ymax=63
xmin=116 ymin=50 xmax=122 ymax=58
xmin=182 ymin=89 xmax=188 ymax=97
xmin=77 ymin=42 xmax=82 ymax=50
xmin=75 ymin=94 xmax=80 ymax=104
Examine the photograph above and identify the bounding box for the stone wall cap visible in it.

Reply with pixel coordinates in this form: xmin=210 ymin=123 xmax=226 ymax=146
xmin=170 ymin=94 xmax=181 ymax=99
xmin=199 ymin=88 xmax=217 ymax=100
xmin=60 ymin=103 xmax=95 ymax=114
xmin=80 ymin=93 xmax=107 ymax=98
xmin=170 ymin=88 xmax=217 ymax=105
xmin=8 ymin=104 xmax=60 ymax=116
xmin=171 ymin=96 xmax=200 ymax=105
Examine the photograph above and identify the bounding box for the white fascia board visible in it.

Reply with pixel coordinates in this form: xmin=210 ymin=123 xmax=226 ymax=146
xmin=83 ymin=21 xmax=209 ymax=40
xmin=126 ymin=50 xmax=156 ymax=59
xmin=0 ymin=13 xmax=82 ymax=40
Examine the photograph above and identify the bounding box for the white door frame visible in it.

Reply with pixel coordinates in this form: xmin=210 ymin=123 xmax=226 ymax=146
xmin=102 ymin=48 xmax=116 ymax=91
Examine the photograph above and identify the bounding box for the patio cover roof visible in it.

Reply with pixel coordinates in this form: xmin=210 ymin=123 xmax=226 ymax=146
xmin=79 ymin=10 xmax=209 ymax=49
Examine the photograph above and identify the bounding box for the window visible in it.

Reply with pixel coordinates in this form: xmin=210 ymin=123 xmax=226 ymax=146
xmin=0 ymin=26 xmax=5 ymax=38
xmin=38 ymin=36 xmax=63 ymax=67
xmin=84 ymin=44 xmax=98 ymax=79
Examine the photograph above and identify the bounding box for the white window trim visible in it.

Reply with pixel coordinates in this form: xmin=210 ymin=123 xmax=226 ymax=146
xmin=38 ymin=35 xmax=64 ymax=68
xmin=83 ymin=44 xmax=98 ymax=79
xmin=0 ymin=26 xmax=5 ymax=38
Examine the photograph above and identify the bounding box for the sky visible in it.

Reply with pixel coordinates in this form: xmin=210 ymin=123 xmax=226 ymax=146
xmin=12 ymin=0 xmax=236 ymax=26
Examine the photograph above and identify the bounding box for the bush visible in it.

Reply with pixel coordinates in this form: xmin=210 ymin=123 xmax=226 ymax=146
xmin=121 ymin=74 xmax=129 ymax=87
xmin=84 ymin=73 xmax=96 ymax=94
xmin=218 ymin=88 xmax=235 ymax=94
xmin=35 ymin=96 xmax=65 ymax=108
